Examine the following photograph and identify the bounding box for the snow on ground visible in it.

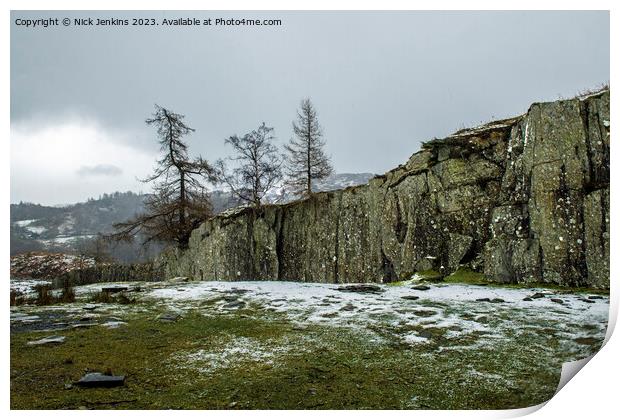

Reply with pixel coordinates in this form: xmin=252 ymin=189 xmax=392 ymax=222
xmin=173 ymin=335 xmax=305 ymax=374
xmin=10 ymin=278 xmax=52 ymax=294
xmin=145 ymin=280 xmax=609 ymax=352
xmin=14 ymin=219 xmax=38 ymax=227
xmin=25 ymin=225 xmax=47 ymax=235
xmin=10 ymin=279 xmax=609 ymax=378
xmin=39 ymin=234 xmax=96 ymax=245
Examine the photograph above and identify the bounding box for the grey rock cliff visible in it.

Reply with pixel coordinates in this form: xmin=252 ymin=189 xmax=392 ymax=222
xmin=162 ymin=90 xmax=610 ymax=289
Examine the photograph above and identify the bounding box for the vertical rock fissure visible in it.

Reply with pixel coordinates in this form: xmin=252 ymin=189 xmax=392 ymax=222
xmin=275 ymin=209 xmax=285 ymax=280
xmin=333 ymin=197 xmax=340 ymax=283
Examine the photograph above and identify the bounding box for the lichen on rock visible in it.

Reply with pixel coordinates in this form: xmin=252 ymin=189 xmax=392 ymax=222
xmin=161 ymin=90 xmax=610 ymax=289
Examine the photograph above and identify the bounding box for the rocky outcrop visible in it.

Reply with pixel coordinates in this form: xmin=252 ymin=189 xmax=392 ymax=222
xmin=163 ymin=90 xmax=609 ymax=289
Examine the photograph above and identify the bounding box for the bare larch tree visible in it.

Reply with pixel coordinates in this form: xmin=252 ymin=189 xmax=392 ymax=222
xmin=107 ymin=105 xmax=216 ymax=249
xmin=284 ymin=98 xmax=333 ymax=196
xmin=217 ymin=122 xmax=282 ymax=209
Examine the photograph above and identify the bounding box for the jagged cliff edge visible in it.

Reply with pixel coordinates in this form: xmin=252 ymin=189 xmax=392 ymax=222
xmin=162 ymin=90 xmax=610 ymax=289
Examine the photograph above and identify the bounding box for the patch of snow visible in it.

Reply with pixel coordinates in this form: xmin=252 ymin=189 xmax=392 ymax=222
xmin=14 ymin=219 xmax=38 ymax=227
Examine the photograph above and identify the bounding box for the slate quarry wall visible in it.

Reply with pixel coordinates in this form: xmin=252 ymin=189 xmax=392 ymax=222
xmin=163 ymin=90 xmax=610 ymax=289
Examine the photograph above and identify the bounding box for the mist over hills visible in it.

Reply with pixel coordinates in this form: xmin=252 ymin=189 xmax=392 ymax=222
xmin=10 ymin=173 xmax=374 ymax=263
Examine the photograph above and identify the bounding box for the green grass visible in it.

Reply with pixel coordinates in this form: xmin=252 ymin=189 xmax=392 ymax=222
xmin=10 ymin=300 xmax=584 ymax=410
xmin=442 ymin=268 xmax=608 ymax=295
xmin=444 ymin=268 xmax=488 ymax=284
xmin=415 ymin=269 xmax=443 ymax=282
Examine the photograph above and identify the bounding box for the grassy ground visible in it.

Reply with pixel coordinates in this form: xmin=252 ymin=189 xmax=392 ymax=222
xmin=10 ymin=297 xmax=597 ymax=410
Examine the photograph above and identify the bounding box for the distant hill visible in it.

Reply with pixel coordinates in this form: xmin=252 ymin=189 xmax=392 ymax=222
xmin=10 ymin=173 xmax=375 ymax=263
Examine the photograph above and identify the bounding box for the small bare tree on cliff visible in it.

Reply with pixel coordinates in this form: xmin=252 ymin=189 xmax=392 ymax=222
xmin=107 ymin=105 xmax=216 ymax=249
xmin=284 ymin=98 xmax=333 ymax=196
xmin=216 ymin=122 xmax=282 ymax=209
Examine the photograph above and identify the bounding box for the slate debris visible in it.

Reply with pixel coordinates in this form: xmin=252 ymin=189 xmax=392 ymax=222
xmin=74 ymin=372 xmax=125 ymax=388
xmin=27 ymin=335 xmax=65 ymax=346
xmin=101 ymin=287 xmax=128 ymax=294
xmin=336 ymin=284 xmax=383 ymax=294
xmin=157 ymin=312 xmax=181 ymax=322
xmin=476 ymin=297 xmax=505 ymax=303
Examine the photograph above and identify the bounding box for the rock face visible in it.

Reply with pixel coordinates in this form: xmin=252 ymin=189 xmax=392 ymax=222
xmin=162 ymin=90 xmax=609 ymax=289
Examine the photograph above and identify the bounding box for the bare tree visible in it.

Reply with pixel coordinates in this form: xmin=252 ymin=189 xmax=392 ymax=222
xmin=217 ymin=122 xmax=282 ymax=209
xmin=107 ymin=105 xmax=216 ymax=249
xmin=284 ymin=98 xmax=333 ymax=196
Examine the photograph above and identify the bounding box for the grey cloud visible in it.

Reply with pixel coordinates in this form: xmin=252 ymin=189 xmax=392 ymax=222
xmin=76 ymin=164 xmax=123 ymax=177
xmin=10 ymin=10 xmax=609 ymax=204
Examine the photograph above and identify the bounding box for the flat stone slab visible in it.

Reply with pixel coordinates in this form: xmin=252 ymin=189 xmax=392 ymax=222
xmin=336 ymin=284 xmax=383 ymax=294
xmin=27 ymin=335 xmax=65 ymax=346
xmin=83 ymin=304 xmax=98 ymax=311
xmin=401 ymin=295 xmax=420 ymax=300
xmin=71 ymin=323 xmax=99 ymax=329
xmin=74 ymin=372 xmax=125 ymax=388
xmin=223 ymin=301 xmax=246 ymax=309
xmin=101 ymin=287 xmax=128 ymax=294
xmin=157 ymin=312 xmax=181 ymax=322
xmin=412 ymin=285 xmax=431 ymax=291
xmin=476 ymin=297 xmax=505 ymax=303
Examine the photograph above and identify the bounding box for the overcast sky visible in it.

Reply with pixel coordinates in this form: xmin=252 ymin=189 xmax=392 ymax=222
xmin=11 ymin=10 xmax=609 ymax=205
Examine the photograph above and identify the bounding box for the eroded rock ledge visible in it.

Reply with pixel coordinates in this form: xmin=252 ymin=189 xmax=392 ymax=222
xmin=163 ymin=90 xmax=609 ymax=288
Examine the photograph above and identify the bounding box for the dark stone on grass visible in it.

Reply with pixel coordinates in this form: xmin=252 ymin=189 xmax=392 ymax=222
xmin=419 ymin=330 xmax=433 ymax=339
xmin=580 ymin=298 xmax=596 ymax=303
xmin=101 ymin=287 xmax=128 ymax=294
xmin=476 ymin=297 xmax=505 ymax=303
xmin=83 ymin=304 xmax=98 ymax=311
xmin=550 ymin=298 xmax=564 ymax=304
xmin=340 ymin=303 xmax=356 ymax=311
xmin=74 ymin=372 xmax=125 ymax=388
xmin=413 ymin=310 xmax=437 ymax=317
xmin=401 ymin=295 xmax=420 ymax=301
xmin=224 ymin=301 xmax=246 ymax=309
xmin=230 ymin=288 xmax=250 ymax=295
xmin=412 ymin=285 xmax=431 ymax=291
xmin=71 ymin=323 xmax=98 ymax=330
xmin=157 ymin=312 xmax=181 ymax=322
xmin=588 ymin=295 xmax=604 ymax=300
xmin=523 ymin=297 xmax=533 ymax=301
xmin=574 ymin=337 xmax=598 ymax=346
xmin=336 ymin=284 xmax=383 ymax=293
xmin=530 ymin=292 xmax=546 ymax=299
